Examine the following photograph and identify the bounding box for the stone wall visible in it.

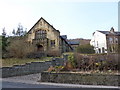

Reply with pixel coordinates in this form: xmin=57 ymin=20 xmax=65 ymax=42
xmin=1 ymin=57 xmax=65 ymax=78
xmin=41 ymin=72 xmax=119 ymax=86
xmin=27 ymin=17 xmax=73 ymax=55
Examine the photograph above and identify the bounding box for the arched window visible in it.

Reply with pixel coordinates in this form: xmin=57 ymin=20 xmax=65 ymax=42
xmin=35 ymin=30 xmax=47 ymax=39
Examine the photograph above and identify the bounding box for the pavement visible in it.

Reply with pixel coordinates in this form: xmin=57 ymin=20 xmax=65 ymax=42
xmin=1 ymin=73 xmax=120 ymax=89
xmin=2 ymin=81 xmax=66 ymax=88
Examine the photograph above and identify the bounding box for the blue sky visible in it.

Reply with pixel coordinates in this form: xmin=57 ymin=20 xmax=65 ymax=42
xmin=0 ymin=0 xmax=118 ymax=39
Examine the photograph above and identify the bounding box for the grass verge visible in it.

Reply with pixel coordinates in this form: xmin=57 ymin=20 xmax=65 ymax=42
xmin=1 ymin=57 xmax=52 ymax=67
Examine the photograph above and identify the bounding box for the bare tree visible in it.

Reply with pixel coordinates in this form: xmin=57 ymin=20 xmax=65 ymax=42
xmin=7 ymin=38 xmax=35 ymax=58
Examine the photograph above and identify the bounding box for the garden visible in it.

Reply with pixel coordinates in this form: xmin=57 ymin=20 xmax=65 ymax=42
xmin=41 ymin=53 xmax=119 ymax=86
xmin=1 ymin=34 xmax=119 ymax=86
xmin=47 ymin=53 xmax=119 ymax=74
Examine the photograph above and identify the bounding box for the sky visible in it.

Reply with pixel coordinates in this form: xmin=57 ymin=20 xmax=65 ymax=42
xmin=0 ymin=0 xmax=119 ymax=39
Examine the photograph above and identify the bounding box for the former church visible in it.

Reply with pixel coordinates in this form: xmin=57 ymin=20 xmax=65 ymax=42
xmin=27 ymin=17 xmax=73 ymax=56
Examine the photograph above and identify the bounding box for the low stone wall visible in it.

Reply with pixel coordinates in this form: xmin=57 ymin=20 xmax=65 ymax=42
xmin=41 ymin=72 xmax=119 ymax=86
xmin=1 ymin=57 xmax=65 ymax=78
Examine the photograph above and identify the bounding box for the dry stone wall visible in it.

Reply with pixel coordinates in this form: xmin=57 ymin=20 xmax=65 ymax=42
xmin=1 ymin=57 xmax=65 ymax=78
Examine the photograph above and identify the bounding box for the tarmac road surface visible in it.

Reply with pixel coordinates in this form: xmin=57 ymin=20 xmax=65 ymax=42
xmin=1 ymin=73 xmax=119 ymax=89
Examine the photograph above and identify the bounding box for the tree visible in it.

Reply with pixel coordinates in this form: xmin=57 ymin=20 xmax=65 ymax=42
xmin=23 ymin=28 xmax=27 ymax=36
xmin=1 ymin=28 xmax=8 ymax=58
xmin=2 ymin=35 xmax=10 ymax=58
xmin=16 ymin=23 xmax=24 ymax=36
xmin=2 ymin=27 xmax=6 ymax=36
xmin=12 ymin=29 xmax=16 ymax=36
xmin=1 ymin=28 xmax=9 ymax=52
xmin=76 ymin=44 xmax=95 ymax=54
xmin=14 ymin=23 xmax=27 ymax=36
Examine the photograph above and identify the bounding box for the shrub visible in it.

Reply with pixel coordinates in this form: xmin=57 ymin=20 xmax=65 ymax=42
xmin=74 ymin=53 xmax=118 ymax=71
xmin=76 ymin=44 xmax=95 ymax=54
xmin=47 ymin=66 xmax=65 ymax=73
xmin=67 ymin=53 xmax=76 ymax=68
xmin=74 ymin=53 xmax=94 ymax=71
xmin=47 ymin=50 xmax=61 ymax=57
xmin=26 ymin=52 xmax=46 ymax=58
xmin=7 ymin=39 xmax=35 ymax=58
xmin=105 ymin=54 xmax=118 ymax=70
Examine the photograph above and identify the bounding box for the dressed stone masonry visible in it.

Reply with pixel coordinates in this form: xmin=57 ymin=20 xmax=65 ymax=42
xmin=27 ymin=17 xmax=73 ymax=55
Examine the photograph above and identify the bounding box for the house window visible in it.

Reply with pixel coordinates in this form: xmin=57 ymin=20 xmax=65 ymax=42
xmin=51 ymin=40 xmax=55 ymax=47
xmin=102 ymin=47 xmax=105 ymax=53
xmin=35 ymin=30 xmax=46 ymax=39
xmin=115 ymin=38 xmax=118 ymax=43
xmin=98 ymin=48 xmax=101 ymax=53
xmin=109 ymin=47 xmax=112 ymax=52
xmin=109 ymin=37 xmax=113 ymax=43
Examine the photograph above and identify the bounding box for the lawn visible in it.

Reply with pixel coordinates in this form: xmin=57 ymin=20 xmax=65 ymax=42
xmin=1 ymin=57 xmax=52 ymax=67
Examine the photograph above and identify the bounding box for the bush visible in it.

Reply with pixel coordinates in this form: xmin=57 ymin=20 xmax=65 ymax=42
xmin=7 ymin=39 xmax=35 ymax=58
xmin=26 ymin=52 xmax=45 ymax=58
xmin=74 ymin=53 xmax=94 ymax=71
xmin=76 ymin=44 xmax=95 ymax=54
xmin=67 ymin=53 xmax=76 ymax=68
xmin=47 ymin=50 xmax=61 ymax=57
xmin=105 ymin=54 xmax=118 ymax=70
xmin=47 ymin=66 xmax=65 ymax=73
xmin=74 ymin=53 xmax=118 ymax=71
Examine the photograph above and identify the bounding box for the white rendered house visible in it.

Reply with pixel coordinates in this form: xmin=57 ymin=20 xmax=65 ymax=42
xmin=90 ymin=27 xmax=120 ymax=53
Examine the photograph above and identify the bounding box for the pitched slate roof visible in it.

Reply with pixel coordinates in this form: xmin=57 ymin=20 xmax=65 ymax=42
xmin=114 ymin=32 xmax=120 ymax=35
xmin=60 ymin=36 xmax=73 ymax=50
xmin=98 ymin=30 xmax=120 ymax=36
xmin=67 ymin=40 xmax=80 ymax=45
xmin=61 ymin=35 xmax=67 ymax=40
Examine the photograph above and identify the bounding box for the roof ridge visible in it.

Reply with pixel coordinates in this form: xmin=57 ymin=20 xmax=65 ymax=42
xmin=27 ymin=17 xmax=59 ymax=34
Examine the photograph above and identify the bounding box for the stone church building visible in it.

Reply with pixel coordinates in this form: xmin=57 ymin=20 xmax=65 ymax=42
xmin=27 ymin=17 xmax=73 ymax=56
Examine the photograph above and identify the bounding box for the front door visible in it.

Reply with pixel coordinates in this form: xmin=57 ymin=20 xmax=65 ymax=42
xmin=36 ymin=44 xmax=44 ymax=52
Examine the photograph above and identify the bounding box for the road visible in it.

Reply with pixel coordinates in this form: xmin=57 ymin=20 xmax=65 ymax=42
xmin=2 ymin=80 xmax=119 ymax=90
xmin=2 ymin=81 xmax=119 ymax=90
xmin=1 ymin=73 xmax=119 ymax=89
xmin=2 ymin=81 xmax=65 ymax=88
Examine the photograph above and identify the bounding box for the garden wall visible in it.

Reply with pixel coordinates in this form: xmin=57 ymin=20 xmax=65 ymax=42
xmin=41 ymin=72 xmax=119 ymax=86
xmin=1 ymin=57 xmax=65 ymax=78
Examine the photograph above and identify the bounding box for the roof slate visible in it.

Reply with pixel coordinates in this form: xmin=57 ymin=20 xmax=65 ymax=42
xmin=67 ymin=40 xmax=80 ymax=45
xmin=98 ymin=30 xmax=120 ymax=35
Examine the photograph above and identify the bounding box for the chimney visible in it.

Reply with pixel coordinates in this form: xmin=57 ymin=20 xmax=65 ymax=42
xmin=110 ymin=27 xmax=114 ymax=33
